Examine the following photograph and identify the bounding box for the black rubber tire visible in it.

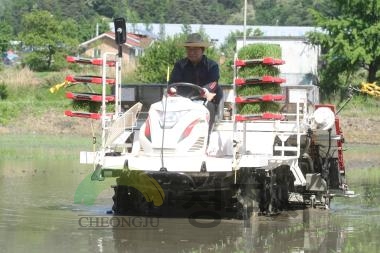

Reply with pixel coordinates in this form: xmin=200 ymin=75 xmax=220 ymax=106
xmin=112 ymin=184 xmax=154 ymax=215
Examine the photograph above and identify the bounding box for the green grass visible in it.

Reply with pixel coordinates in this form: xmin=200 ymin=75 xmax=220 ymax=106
xmin=346 ymin=167 xmax=380 ymax=184
xmin=338 ymin=94 xmax=380 ymax=118
xmin=0 ymin=67 xmax=116 ymax=125
xmin=345 ymin=140 xmax=379 ymax=159
xmin=0 ymin=134 xmax=91 ymax=160
xmin=1 ymin=65 xmax=379 ymax=126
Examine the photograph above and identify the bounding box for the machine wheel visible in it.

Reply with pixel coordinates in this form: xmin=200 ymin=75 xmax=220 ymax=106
xmin=325 ymin=195 xmax=331 ymax=209
xmin=200 ymin=161 xmax=207 ymax=172
xmin=235 ymin=168 xmax=263 ymax=219
xmin=112 ymin=184 xmax=127 ymax=214
xmin=328 ymin=158 xmax=341 ymax=189
xmin=234 ymin=187 xmax=255 ymax=220
xmin=260 ymin=166 xmax=291 ymax=215
xmin=112 ymin=184 xmax=154 ymax=215
xmin=310 ymin=195 xmax=316 ymax=208
xmin=123 ymin=159 xmax=129 ymax=169
xmin=112 ymin=171 xmax=159 ymax=215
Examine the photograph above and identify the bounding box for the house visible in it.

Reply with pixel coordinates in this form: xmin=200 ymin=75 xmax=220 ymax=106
xmin=2 ymin=50 xmax=19 ymax=65
xmin=79 ymin=31 xmax=153 ymax=73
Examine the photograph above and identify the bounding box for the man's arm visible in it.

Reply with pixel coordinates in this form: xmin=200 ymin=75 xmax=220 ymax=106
xmin=203 ymin=62 xmax=220 ymax=92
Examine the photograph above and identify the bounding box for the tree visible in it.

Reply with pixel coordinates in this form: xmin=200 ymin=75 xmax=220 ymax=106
xmin=135 ymin=34 xmax=185 ymax=83
xmin=57 ymin=0 xmax=95 ymax=20
xmin=73 ymin=17 xmax=111 ymax=43
xmin=166 ymin=0 xmax=201 ymax=24
xmin=5 ymin=0 xmax=34 ymax=35
xmin=226 ymin=2 xmax=256 ymax=25
xmin=308 ymin=0 xmax=380 ymax=99
xmin=18 ymin=10 xmax=79 ymax=71
xmin=0 ymin=22 xmax=13 ymax=53
xmin=135 ymin=32 xmax=219 ymax=83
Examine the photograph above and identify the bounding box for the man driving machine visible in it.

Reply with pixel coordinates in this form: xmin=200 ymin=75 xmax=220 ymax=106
xmin=169 ymin=33 xmax=223 ymax=137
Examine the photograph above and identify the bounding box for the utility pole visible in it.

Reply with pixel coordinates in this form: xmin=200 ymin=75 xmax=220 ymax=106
xmin=243 ymin=0 xmax=247 ymax=46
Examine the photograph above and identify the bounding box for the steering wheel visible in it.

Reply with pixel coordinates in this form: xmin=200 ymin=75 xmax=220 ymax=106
xmin=168 ymin=82 xmax=205 ymax=101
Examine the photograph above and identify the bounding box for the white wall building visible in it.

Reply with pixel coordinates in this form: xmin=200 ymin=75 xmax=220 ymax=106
xmin=115 ymin=23 xmax=319 ymax=47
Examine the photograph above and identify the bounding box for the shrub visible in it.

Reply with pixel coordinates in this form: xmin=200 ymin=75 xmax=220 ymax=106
xmin=0 ymin=101 xmax=22 ymax=125
xmin=0 ymin=83 xmax=8 ymax=100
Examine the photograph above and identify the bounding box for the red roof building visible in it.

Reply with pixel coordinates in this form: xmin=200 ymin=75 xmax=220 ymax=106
xmin=79 ymin=32 xmax=153 ymax=73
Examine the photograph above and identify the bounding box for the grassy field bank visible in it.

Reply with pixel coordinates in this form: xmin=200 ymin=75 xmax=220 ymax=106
xmin=0 ymin=134 xmax=91 ymax=160
xmin=1 ymin=67 xmax=380 ymax=143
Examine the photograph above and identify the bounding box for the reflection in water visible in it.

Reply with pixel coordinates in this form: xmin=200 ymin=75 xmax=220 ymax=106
xmin=0 ymin=137 xmax=379 ymax=252
xmin=111 ymin=209 xmax=349 ymax=253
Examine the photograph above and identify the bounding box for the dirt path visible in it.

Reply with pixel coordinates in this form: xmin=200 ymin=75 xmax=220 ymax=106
xmin=0 ymin=109 xmax=101 ymax=136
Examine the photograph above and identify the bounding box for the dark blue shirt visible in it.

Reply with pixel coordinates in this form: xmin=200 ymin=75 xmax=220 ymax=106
xmin=169 ymin=55 xmax=223 ymax=104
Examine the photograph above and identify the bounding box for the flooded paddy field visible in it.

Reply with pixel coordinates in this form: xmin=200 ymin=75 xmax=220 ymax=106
xmin=0 ymin=134 xmax=379 ymax=252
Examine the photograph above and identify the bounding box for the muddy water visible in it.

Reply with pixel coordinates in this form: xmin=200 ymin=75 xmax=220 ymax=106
xmin=0 ymin=135 xmax=379 ymax=253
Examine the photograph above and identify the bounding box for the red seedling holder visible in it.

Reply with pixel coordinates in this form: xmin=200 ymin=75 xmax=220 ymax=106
xmin=235 ymin=57 xmax=285 ymax=67
xmin=235 ymin=113 xmax=285 ymax=122
xmin=66 ymin=56 xmax=116 ymax=67
xmin=235 ymin=94 xmax=285 ymax=103
xmin=235 ymin=76 xmax=286 ymax=86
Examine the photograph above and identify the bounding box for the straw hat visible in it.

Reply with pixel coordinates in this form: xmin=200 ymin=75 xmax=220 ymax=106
xmin=183 ymin=33 xmax=210 ymax=48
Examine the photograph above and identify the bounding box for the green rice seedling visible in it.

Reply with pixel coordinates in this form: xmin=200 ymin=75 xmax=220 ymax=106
xmin=236 ymin=84 xmax=282 ymax=96
xmin=236 ymin=85 xmax=263 ymax=96
xmin=237 ymin=103 xmax=261 ymax=114
xmin=235 ymin=43 xmax=283 ymax=115
xmin=260 ymin=83 xmax=282 ymax=94
xmin=261 ymin=102 xmax=281 ymax=112
xmin=71 ymin=100 xmax=101 ymax=113
xmin=237 ymin=102 xmax=281 ymax=115
xmin=237 ymin=44 xmax=281 ymax=59
xmin=238 ymin=65 xmax=280 ymax=78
